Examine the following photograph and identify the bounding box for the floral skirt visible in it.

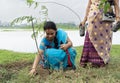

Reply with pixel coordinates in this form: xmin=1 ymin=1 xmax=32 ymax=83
xmin=80 ymin=32 xmax=105 ymax=67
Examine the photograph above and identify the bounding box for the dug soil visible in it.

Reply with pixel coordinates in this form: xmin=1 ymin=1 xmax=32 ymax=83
xmin=0 ymin=60 xmax=50 ymax=81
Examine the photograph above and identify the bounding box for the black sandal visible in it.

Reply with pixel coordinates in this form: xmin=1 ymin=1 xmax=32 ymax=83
xmin=112 ymin=21 xmax=120 ymax=32
xmin=79 ymin=25 xmax=85 ymax=37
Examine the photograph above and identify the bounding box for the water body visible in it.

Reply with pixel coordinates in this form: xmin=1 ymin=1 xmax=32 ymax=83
xmin=0 ymin=31 xmax=120 ymax=53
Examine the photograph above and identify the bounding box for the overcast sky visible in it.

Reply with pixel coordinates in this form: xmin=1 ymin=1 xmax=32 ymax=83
xmin=0 ymin=0 xmax=90 ymax=24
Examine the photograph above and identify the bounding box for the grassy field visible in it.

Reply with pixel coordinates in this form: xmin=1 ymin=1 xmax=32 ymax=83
xmin=0 ymin=45 xmax=120 ymax=83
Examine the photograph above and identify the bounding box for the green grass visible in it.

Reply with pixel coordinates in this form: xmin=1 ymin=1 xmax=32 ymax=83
xmin=0 ymin=45 xmax=120 ymax=83
xmin=0 ymin=50 xmax=35 ymax=65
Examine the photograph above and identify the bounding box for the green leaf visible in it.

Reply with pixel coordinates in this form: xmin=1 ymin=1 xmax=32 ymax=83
xmin=41 ymin=5 xmax=47 ymax=10
xmin=34 ymin=2 xmax=39 ymax=9
xmin=11 ymin=16 xmax=35 ymax=25
xmin=26 ymin=0 xmax=34 ymax=7
xmin=99 ymin=0 xmax=111 ymax=13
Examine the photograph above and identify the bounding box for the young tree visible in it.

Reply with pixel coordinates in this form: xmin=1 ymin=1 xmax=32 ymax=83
xmin=11 ymin=0 xmax=48 ymax=58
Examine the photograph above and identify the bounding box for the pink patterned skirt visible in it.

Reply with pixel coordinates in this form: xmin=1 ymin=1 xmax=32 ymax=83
xmin=80 ymin=32 xmax=105 ymax=67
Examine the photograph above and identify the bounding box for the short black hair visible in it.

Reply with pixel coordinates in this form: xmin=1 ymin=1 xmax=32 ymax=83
xmin=43 ymin=21 xmax=57 ymax=31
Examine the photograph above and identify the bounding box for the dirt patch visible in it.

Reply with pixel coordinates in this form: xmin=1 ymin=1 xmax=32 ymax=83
xmin=0 ymin=60 xmax=50 ymax=81
xmin=0 ymin=60 xmax=32 ymax=70
xmin=0 ymin=61 xmax=32 ymax=81
xmin=36 ymin=66 xmax=51 ymax=80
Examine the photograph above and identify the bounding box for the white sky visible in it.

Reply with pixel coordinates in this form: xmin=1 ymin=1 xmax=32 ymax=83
xmin=0 ymin=0 xmax=89 ymax=24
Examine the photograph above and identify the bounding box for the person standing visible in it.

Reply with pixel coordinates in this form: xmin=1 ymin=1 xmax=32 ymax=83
xmin=80 ymin=0 xmax=120 ymax=67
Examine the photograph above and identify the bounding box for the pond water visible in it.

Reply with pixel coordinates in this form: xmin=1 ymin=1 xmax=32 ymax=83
xmin=0 ymin=30 xmax=120 ymax=53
